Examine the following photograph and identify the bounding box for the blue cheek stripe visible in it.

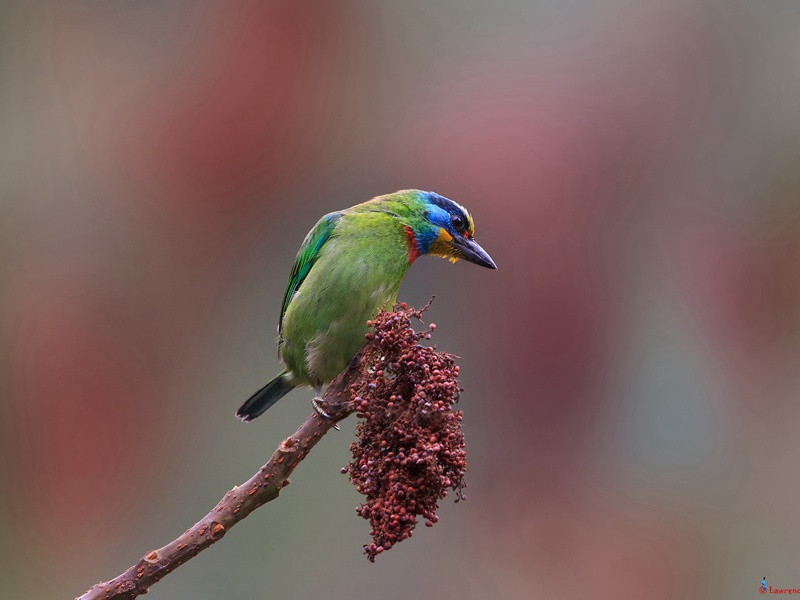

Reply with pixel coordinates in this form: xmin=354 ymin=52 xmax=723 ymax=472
xmin=415 ymin=226 xmax=439 ymax=254
xmin=417 ymin=204 xmax=454 ymax=254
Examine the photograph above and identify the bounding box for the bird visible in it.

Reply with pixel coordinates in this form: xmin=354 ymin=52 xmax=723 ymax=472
xmin=236 ymin=189 xmax=496 ymax=422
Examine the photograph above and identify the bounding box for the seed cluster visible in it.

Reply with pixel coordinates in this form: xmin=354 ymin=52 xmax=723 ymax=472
xmin=343 ymin=303 xmax=467 ymax=561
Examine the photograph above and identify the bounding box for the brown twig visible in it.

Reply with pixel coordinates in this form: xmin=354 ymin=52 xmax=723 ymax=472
xmin=76 ymin=355 xmax=363 ymax=600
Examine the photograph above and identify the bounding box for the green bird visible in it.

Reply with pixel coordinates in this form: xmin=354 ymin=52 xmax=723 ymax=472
xmin=236 ymin=189 xmax=496 ymax=421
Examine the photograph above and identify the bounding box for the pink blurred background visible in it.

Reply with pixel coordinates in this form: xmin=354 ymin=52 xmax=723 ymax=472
xmin=2 ymin=2 xmax=800 ymax=598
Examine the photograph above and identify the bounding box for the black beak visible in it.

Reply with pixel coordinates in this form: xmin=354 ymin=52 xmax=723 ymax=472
xmin=452 ymin=236 xmax=497 ymax=269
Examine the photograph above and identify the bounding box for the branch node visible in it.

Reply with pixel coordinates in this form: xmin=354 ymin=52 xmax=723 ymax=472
xmin=210 ymin=522 xmax=225 ymax=539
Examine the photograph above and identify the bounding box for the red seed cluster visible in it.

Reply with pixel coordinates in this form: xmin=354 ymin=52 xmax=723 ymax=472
xmin=343 ymin=303 xmax=467 ymax=561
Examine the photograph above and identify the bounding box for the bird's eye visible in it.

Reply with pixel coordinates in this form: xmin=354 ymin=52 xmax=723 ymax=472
xmin=450 ymin=214 xmax=466 ymax=232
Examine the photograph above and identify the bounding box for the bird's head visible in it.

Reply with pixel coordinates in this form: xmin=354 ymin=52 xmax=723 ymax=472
xmin=407 ymin=191 xmax=497 ymax=269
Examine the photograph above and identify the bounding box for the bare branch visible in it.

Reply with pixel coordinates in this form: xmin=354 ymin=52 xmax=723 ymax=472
xmin=76 ymin=356 xmax=362 ymax=600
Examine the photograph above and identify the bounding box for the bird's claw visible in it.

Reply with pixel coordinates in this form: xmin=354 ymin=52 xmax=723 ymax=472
xmin=312 ymin=397 xmax=340 ymax=431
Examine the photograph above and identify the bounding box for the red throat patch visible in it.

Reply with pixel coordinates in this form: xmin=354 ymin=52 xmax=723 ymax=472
xmin=404 ymin=225 xmax=421 ymax=264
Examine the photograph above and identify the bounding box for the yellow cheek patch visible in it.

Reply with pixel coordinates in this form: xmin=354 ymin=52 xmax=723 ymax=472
xmin=429 ymin=228 xmax=460 ymax=263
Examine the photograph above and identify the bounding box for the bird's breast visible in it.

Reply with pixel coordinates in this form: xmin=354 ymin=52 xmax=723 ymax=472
xmin=279 ymin=230 xmax=409 ymax=385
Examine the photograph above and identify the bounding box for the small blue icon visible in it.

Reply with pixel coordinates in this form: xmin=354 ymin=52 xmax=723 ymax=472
xmin=762 ymin=577 xmax=768 ymax=593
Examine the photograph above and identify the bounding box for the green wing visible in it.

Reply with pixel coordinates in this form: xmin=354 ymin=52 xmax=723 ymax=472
xmin=279 ymin=212 xmax=341 ymax=336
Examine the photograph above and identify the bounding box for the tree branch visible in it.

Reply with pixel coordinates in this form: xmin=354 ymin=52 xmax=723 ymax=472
xmin=77 ymin=356 xmax=363 ymax=600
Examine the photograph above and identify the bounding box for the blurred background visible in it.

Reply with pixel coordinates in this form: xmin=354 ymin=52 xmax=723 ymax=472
xmin=2 ymin=1 xmax=800 ymax=598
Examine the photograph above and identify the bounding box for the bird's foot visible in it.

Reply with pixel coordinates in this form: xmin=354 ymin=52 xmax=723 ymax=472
xmin=312 ymin=397 xmax=340 ymax=431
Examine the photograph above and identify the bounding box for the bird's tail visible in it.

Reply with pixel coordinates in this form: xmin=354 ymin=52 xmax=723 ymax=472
xmin=236 ymin=372 xmax=295 ymax=422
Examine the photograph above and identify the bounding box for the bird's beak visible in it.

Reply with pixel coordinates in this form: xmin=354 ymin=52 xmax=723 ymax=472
xmin=452 ymin=235 xmax=497 ymax=269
